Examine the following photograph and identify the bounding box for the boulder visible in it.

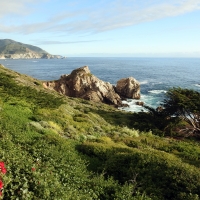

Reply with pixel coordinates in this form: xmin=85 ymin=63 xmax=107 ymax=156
xmin=122 ymin=103 xmax=129 ymax=107
xmin=135 ymin=101 xmax=144 ymax=106
xmin=43 ymin=66 xmax=122 ymax=106
xmin=156 ymin=106 xmax=163 ymax=112
xmin=115 ymin=77 xmax=140 ymax=99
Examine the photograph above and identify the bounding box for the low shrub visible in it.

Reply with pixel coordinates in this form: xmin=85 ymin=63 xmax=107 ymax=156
xmin=79 ymin=141 xmax=200 ymax=200
xmin=0 ymin=72 xmax=64 ymax=109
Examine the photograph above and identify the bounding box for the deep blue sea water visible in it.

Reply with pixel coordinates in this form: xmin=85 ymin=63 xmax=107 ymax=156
xmin=1 ymin=57 xmax=200 ymax=112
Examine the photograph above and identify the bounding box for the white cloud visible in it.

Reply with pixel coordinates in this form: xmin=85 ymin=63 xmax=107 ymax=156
xmin=0 ymin=0 xmax=200 ymax=34
xmin=32 ymin=39 xmax=102 ymax=45
xmin=0 ymin=0 xmax=46 ymax=18
xmin=83 ymin=0 xmax=200 ymax=32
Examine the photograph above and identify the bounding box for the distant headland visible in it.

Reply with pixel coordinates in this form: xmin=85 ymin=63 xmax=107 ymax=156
xmin=0 ymin=39 xmax=65 ymax=59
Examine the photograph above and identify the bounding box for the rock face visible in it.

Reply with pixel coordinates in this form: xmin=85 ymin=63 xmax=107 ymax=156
xmin=115 ymin=77 xmax=140 ymax=99
xmin=43 ymin=66 xmax=122 ymax=106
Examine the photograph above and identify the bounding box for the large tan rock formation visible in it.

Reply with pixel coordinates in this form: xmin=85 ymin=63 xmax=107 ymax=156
xmin=115 ymin=77 xmax=140 ymax=99
xmin=43 ymin=66 xmax=141 ymax=106
xmin=43 ymin=66 xmax=122 ymax=106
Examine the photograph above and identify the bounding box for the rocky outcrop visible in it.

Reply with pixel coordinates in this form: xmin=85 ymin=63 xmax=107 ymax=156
xmin=115 ymin=77 xmax=140 ymax=99
xmin=43 ymin=66 xmax=122 ymax=106
xmin=43 ymin=66 xmax=140 ymax=106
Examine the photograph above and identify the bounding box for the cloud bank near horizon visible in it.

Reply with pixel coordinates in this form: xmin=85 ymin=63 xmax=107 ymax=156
xmin=32 ymin=39 xmax=102 ymax=45
xmin=0 ymin=0 xmax=199 ymax=35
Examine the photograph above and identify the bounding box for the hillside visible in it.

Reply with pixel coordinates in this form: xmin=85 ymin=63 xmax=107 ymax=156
xmin=0 ymin=39 xmax=61 ymax=59
xmin=0 ymin=64 xmax=200 ymax=199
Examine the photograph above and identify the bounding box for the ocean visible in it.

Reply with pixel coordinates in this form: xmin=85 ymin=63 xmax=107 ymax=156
xmin=1 ymin=57 xmax=200 ymax=112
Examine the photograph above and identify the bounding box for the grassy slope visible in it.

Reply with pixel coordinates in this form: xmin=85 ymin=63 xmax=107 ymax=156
xmin=0 ymin=64 xmax=200 ymax=200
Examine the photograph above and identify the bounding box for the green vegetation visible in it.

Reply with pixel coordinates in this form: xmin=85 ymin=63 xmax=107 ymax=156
xmin=162 ymin=87 xmax=200 ymax=135
xmin=0 ymin=64 xmax=200 ymax=199
xmin=0 ymin=39 xmax=48 ymax=55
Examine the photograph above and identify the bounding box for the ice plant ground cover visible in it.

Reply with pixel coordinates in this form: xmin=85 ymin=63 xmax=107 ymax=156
xmin=0 ymin=64 xmax=200 ymax=199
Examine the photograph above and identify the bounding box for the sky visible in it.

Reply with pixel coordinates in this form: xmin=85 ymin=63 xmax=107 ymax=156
xmin=0 ymin=0 xmax=200 ymax=57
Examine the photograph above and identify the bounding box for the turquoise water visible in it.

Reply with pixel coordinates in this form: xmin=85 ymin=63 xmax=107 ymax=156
xmin=1 ymin=57 xmax=200 ymax=112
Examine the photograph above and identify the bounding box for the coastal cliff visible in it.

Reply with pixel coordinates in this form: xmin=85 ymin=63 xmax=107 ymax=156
xmin=0 ymin=39 xmax=62 ymax=59
xmin=43 ymin=66 xmax=140 ymax=106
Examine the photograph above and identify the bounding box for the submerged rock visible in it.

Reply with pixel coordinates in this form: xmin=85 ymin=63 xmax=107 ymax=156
xmin=135 ymin=101 xmax=144 ymax=106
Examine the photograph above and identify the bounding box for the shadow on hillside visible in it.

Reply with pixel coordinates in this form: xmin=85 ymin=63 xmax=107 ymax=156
xmin=90 ymin=108 xmax=135 ymax=128
xmin=91 ymin=108 xmax=170 ymax=135
xmin=90 ymin=108 xmax=159 ymax=131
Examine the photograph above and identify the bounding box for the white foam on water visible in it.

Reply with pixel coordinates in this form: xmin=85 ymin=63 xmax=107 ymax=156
xmin=119 ymin=94 xmax=159 ymax=112
xmin=148 ymin=90 xmax=167 ymax=94
xmin=194 ymin=84 xmax=200 ymax=88
xmin=119 ymin=101 xmax=147 ymax=112
xmin=152 ymin=81 xmax=163 ymax=85
xmin=140 ymin=80 xmax=149 ymax=85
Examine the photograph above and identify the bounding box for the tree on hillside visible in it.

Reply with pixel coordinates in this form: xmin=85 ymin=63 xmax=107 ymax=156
xmin=162 ymin=87 xmax=200 ymax=135
xmin=142 ymin=104 xmax=179 ymax=136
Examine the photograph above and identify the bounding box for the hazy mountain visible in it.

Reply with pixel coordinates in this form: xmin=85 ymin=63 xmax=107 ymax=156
xmin=0 ymin=39 xmax=61 ymax=59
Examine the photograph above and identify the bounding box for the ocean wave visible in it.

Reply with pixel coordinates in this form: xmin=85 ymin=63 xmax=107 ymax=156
xmin=119 ymin=101 xmax=147 ymax=112
xmin=152 ymin=82 xmax=162 ymax=85
xmin=119 ymin=90 xmax=166 ymax=113
xmin=140 ymin=80 xmax=148 ymax=85
xmin=120 ymin=94 xmax=158 ymax=112
xmin=194 ymin=84 xmax=200 ymax=87
xmin=148 ymin=90 xmax=167 ymax=94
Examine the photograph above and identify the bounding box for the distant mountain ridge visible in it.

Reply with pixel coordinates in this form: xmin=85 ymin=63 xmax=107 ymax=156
xmin=0 ymin=39 xmax=62 ymax=59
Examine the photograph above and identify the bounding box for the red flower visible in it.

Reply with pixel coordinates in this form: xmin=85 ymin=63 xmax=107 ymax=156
xmin=32 ymin=167 xmax=36 ymax=171
xmin=1 ymin=168 xmax=6 ymax=174
xmin=0 ymin=162 xmax=6 ymax=174
xmin=0 ymin=180 xmax=3 ymax=189
xmin=0 ymin=162 xmax=4 ymax=168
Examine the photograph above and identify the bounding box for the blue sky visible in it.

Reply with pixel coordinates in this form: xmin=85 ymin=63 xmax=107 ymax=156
xmin=0 ymin=0 xmax=200 ymax=57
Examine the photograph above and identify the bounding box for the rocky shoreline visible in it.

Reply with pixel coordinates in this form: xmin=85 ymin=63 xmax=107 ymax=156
xmin=0 ymin=53 xmax=64 ymax=59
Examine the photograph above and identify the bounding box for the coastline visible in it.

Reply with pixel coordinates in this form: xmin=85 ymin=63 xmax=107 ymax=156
xmin=1 ymin=57 xmax=200 ymax=112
